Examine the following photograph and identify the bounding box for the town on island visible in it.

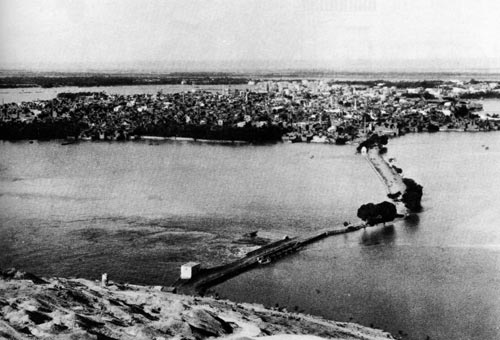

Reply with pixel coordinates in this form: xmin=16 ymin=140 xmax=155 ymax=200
xmin=0 ymin=75 xmax=497 ymax=340
xmin=1 ymin=77 xmax=500 ymax=143
xmin=2 ymin=75 xmax=493 ymax=296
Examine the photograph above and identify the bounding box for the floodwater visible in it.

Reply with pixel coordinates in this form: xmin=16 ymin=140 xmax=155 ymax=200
xmin=0 ymin=141 xmax=385 ymax=283
xmin=1 ymin=133 xmax=500 ymax=340
xmin=215 ymin=132 xmax=500 ymax=340
xmin=0 ymin=84 xmax=253 ymax=103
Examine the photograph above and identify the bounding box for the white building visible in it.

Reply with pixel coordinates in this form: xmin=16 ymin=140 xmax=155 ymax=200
xmin=181 ymin=262 xmax=201 ymax=279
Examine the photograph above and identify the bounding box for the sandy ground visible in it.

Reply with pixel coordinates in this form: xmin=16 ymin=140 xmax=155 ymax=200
xmin=1 ymin=269 xmax=394 ymax=340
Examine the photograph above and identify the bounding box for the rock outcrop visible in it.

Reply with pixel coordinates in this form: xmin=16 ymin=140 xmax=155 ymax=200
xmin=0 ymin=268 xmax=395 ymax=340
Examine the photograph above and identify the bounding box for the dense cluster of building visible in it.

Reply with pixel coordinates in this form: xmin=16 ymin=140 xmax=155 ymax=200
xmin=1 ymin=79 xmax=499 ymax=142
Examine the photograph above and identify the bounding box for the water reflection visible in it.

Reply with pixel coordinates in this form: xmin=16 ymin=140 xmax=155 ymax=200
xmin=403 ymin=213 xmax=420 ymax=229
xmin=215 ymin=132 xmax=500 ymax=340
xmin=3 ymin=133 xmax=500 ymax=340
xmin=360 ymin=224 xmax=396 ymax=246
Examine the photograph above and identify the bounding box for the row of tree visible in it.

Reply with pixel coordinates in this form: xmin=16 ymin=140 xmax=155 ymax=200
xmin=356 ymin=179 xmax=423 ymax=227
xmin=0 ymin=120 xmax=80 ymax=140
xmin=0 ymin=120 xmax=287 ymax=143
xmin=0 ymin=75 xmax=250 ymax=88
xmin=133 ymin=124 xmax=286 ymax=143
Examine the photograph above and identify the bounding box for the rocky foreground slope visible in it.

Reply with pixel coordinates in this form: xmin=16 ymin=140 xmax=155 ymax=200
xmin=0 ymin=269 xmax=394 ymax=340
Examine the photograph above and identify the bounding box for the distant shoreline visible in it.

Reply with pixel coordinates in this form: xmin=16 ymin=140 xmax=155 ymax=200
xmin=141 ymin=135 xmax=250 ymax=145
xmin=2 ymin=72 xmax=500 ymax=89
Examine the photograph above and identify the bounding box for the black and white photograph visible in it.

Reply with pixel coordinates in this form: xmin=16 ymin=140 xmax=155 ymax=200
xmin=1 ymin=1 xmax=499 ymax=339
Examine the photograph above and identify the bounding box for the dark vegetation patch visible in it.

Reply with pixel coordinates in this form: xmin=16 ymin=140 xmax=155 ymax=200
xmin=402 ymin=178 xmax=423 ymax=212
xmin=26 ymin=310 xmax=53 ymax=325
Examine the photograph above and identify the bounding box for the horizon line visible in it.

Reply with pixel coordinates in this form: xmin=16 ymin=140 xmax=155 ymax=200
xmin=3 ymin=68 xmax=500 ymax=76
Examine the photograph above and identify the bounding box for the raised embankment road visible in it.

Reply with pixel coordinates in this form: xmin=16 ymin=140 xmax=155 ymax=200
xmin=173 ymin=223 xmax=366 ymax=295
xmin=174 ymin=145 xmax=411 ymax=296
xmin=364 ymin=147 xmax=408 ymax=215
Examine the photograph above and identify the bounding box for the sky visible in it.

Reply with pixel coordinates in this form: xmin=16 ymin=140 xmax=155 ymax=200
xmin=1 ymin=0 xmax=500 ymax=72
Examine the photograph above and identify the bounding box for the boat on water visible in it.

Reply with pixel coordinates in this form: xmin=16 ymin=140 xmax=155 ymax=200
xmin=257 ymin=257 xmax=271 ymax=265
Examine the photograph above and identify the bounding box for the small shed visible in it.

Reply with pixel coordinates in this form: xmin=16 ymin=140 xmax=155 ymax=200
xmin=180 ymin=262 xmax=201 ymax=280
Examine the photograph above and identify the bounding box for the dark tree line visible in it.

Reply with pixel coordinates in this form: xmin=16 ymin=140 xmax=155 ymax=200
xmin=0 ymin=120 xmax=80 ymax=140
xmin=328 ymin=79 xmax=445 ymax=89
xmin=460 ymin=92 xmax=500 ymax=99
xmin=402 ymin=178 xmax=423 ymax=212
xmin=0 ymin=119 xmax=286 ymax=143
xmin=56 ymin=92 xmax=108 ymax=100
xmin=356 ymin=134 xmax=389 ymax=152
xmin=357 ymin=201 xmax=398 ymax=226
xmin=0 ymin=75 xmax=250 ymax=88
xmin=133 ymin=124 xmax=286 ymax=143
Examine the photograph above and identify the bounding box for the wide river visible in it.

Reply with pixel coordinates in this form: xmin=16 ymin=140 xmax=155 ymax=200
xmin=1 ymin=133 xmax=499 ymax=340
